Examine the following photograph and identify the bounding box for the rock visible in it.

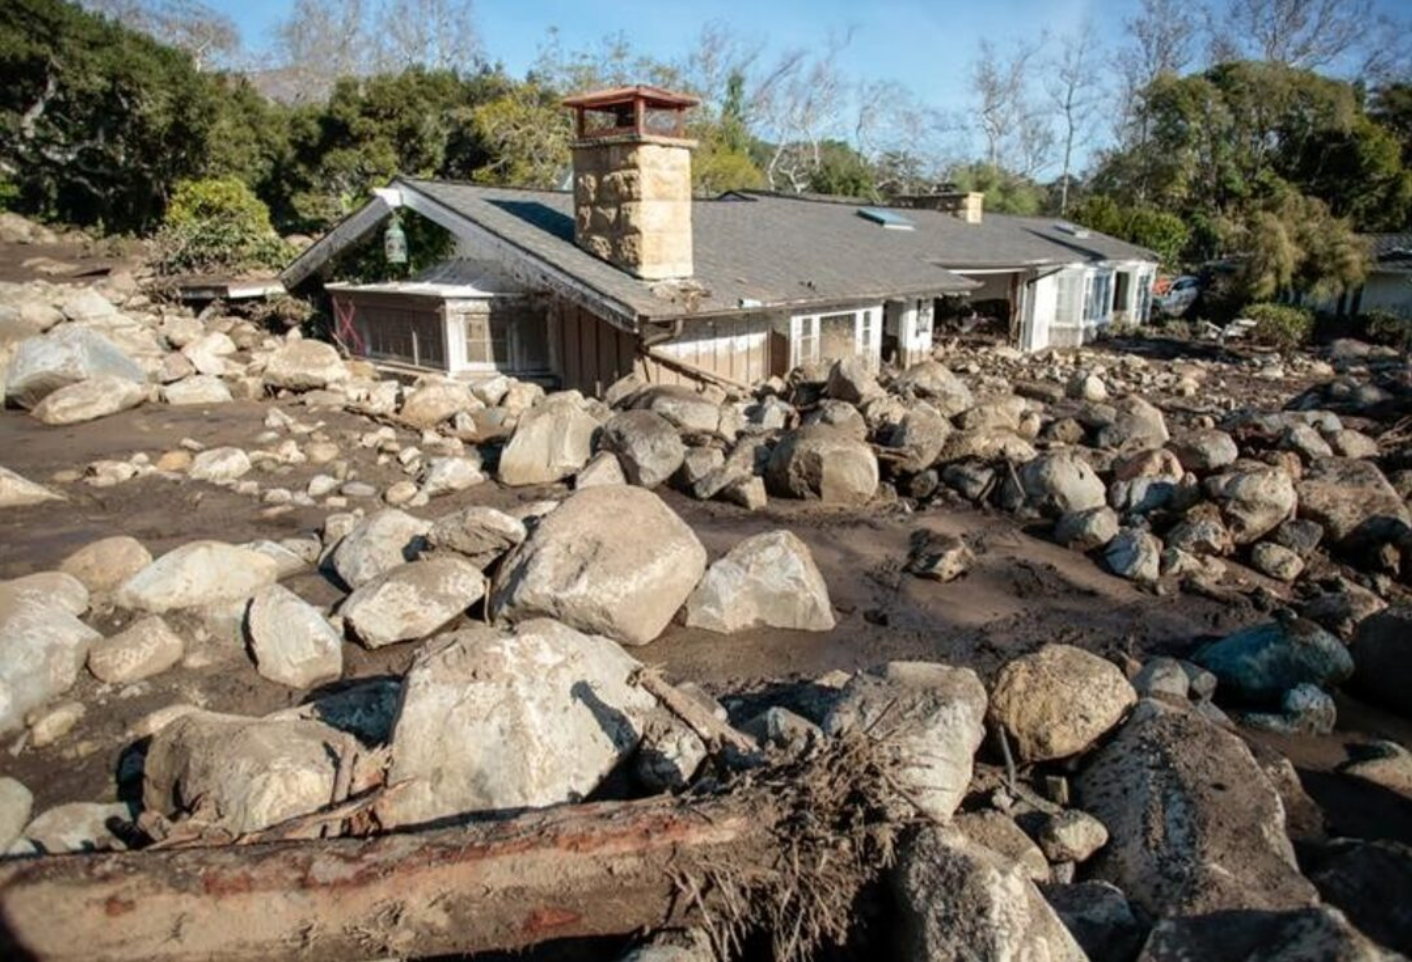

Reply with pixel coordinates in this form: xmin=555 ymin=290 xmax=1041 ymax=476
xmin=331 ymin=509 xmax=430 ymax=589
xmin=0 ymin=585 xmax=102 ymax=733
xmin=262 ymin=339 xmax=347 ymax=390
xmin=498 ymin=395 xmax=598 ymax=486
xmin=906 ymin=531 xmax=975 ymax=582
xmin=341 ymin=558 xmax=486 ymax=648
xmin=1303 ymin=580 xmax=1387 ymax=638
xmin=22 ymin=801 xmax=132 ymax=854
xmin=740 ymin=706 xmax=822 ymax=756
xmin=600 ymin=410 xmax=685 ymax=488
xmin=886 ymin=408 xmax=952 ymax=474
xmin=1104 ymin=528 xmax=1162 ymax=582
xmin=693 ymin=438 xmax=770 ymax=501
xmin=576 ymin=450 xmax=627 ymax=487
xmin=246 ymin=585 xmax=343 ymax=688
xmin=59 ymin=535 xmax=151 ymax=592
xmin=491 ymin=486 xmax=706 ymax=647
xmin=399 ymin=380 xmax=477 ymax=428
xmin=1171 ymin=429 xmax=1240 ymax=472
xmin=1136 ymin=907 xmax=1393 ymax=962
xmin=1282 ymin=423 xmax=1333 ymax=461
xmin=1019 ymin=452 xmax=1107 ymax=518
xmin=0 ymin=465 xmax=63 ymax=507
xmin=427 ymin=505 xmax=526 ymax=568
xmin=1193 ymin=617 xmax=1353 ymax=706
xmin=893 ymin=826 xmax=1088 ymax=962
xmin=188 ymin=446 xmax=251 ymax=483
xmin=1076 ymin=699 xmax=1318 ymax=916
xmin=955 ymin=810 xmax=1051 ymax=882
xmin=1132 ymin=657 xmax=1190 ymax=699
xmin=683 ymin=530 xmax=834 ymax=633
xmin=1307 ymin=839 xmax=1412 ymax=956
xmin=1166 ymin=509 xmax=1234 ymax=557
xmin=377 ymin=619 xmax=654 ymax=827
xmin=990 ymin=644 xmax=1136 ymax=762
xmin=1350 ymin=607 xmax=1412 ymax=717
xmin=420 ymin=455 xmax=485 ymax=497
xmin=674 ymin=446 xmax=723 ymax=492
xmin=87 ymin=615 xmax=184 ymax=683
xmin=143 ymin=710 xmax=355 ymax=835
xmin=803 ymin=398 xmax=869 ymax=439
xmin=1250 ymin=541 xmax=1305 ymax=581
xmin=958 ymin=395 xmax=1029 ymax=433
xmin=1340 ymin=740 xmax=1412 ymax=798
xmin=115 ymin=541 xmax=278 ymax=613
xmin=5 ymin=326 xmax=145 ymax=408
xmin=1328 ymin=429 xmax=1380 ymax=459
xmin=30 ymin=374 xmax=146 ymax=424
xmin=1205 ymin=467 xmax=1297 ymax=544
xmin=1044 ymin=881 xmax=1144 ymax=962
xmin=1113 ymin=447 xmax=1184 ymax=482
xmin=1272 ymin=518 xmax=1324 ymax=557
xmin=1038 ymin=810 xmax=1110 ymax=863
xmin=1054 ymin=506 xmax=1120 ymax=551
xmin=180 ymin=331 xmax=235 ymax=375
xmin=616 ymin=929 xmax=716 ymax=962
xmin=1095 ymin=396 xmax=1169 ymax=451
xmin=1069 ymin=371 xmax=1108 ymax=402
xmin=1242 ymin=683 xmax=1337 ymax=735
xmin=0 ymin=777 xmax=33 ymax=851
xmin=894 ymin=361 xmax=974 ymax=416
xmin=765 ymin=426 xmax=879 ymax=505
xmin=28 ymin=699 xmax=84 ymax=746
xmin=823 ymin=355 xmax=880 ymax=404
xmin=162 ymin=374 xmax=232 ymax=405
xmin=823 ymin=661 xmax=987 ymax=822
xmin=939 ymin=428 xmax=1037 ymax=464
xmin=1298 ymin=457 xmax=1409 ymax=545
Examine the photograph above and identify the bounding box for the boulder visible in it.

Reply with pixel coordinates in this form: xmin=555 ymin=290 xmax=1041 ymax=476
xmin=1307 ymin=839 xmax=1412 ymax=956
xmin=885 ymin=408 xmax=952 ymax=473
xmin=1104 ymin=528 xmax=1162 ymax=582
xmin=59 ymin=535 xmax=151 ymax=592
xmin=955 ymin=810 xmax=1051 ymax=882
xmin=187 ymin=446 xmax=251 ymax=483
xmin=1205 ymin=467 xmax=1297 ymax=544
xmin=246 ymin=585 xmax=343 ymax=688
xmin=1298 ymin=457 xmax=1410 ymax=544
xmin=1019 ymin=451 xmax=1107 ymax=518
xmin=1043 ymin=881 xmax=1144 ymax=962
xmin=824 ymin=356 xmax=880 ymax=404
xmin=893 ymin=826 xmax=1088 ymax=962
xmin=180 ymin=332 xmax=235 ymax=375
xmin=1193 ymin=617 xmax=1353 ymax=706
xmin=804 ymin=398 xmax=870 ymax=439
xmin=1054 ymin=506 xmax=1120 ymax=551
xmin=427 ymin=505 xmax=527 ymax=568
xmin=1037 ymin=809 xmax=1110 ymax=864
xmin=330 ymin=509 xmax=430 ymax=589
xmin=341 ymin=558 xmax=486 ymax=648
xmin=115 ymin=541 xmax=280 ymax=612
xmin=1095 ymin=396 xmax=1169 ymax=451
xmin=632 ymin=384 xmax=732 ymax=436
xmin=0 ymin=466 xmax=62 ymax=507
xmin=87 ymin=615 xmax=184 ymax=683
xmin=765 ymin=426 xmax=879 ymax=505
xmin=1076 ymin=699 xmax=1318 ymax=916
xmin=600 ymin=410 xmax=685 ymax=488
xmin=957 ymin=395 xmax=1029 ymax=433
xmin=1166 ymin=510 xmax=1234 ymax=557
xmin=142 ymin=710 xmax=355 ymax=835
xmin=498 ymin=395 xmax=598 ymax=486
xmin=906 ymin=531 xmax=975 ymax=582
xmin=162 ymin=374 xmax=233 ymax=405
xmin=5 ymin=326 xmax=145 ymax=408
xmin=0 ymin=777 xmax=33 ymax=852
xmin=683 ymin=530 xmax=834 ymax=633
xmin=1250 ymin=541 xmax=1305 ymax=582
xmin=1171 ymin=429 xmax=1239 ymax=472
xmin=420 ymin=455 xmax=485 ymax=497
xmin=0 ymin=586 xmax=100 ymax=733
xmin=491 ymin=486 xmax=706 ymax=646
xmin=990 ymin=644 xmax=1136 ymax=762
xmin=30 ymin=374 xmax=146 ymax=425
xmin=823 ymin=661 xmax=987 ymax=822
xmin=376 ymin=619 xmax=655 ymax=827
xmin=1350 ymin=607 xmax=1412 ymax=717
xmin=262 ymin=339 xmax=348 ymax=390
xmin=893 ymin=361 xmax=974 ymax=416
xmin=22 ymin=801 xmax=133 ymax=854
xmin=399 ymin=380 xmax=477 ymax=428
xmin=1136 ymin=907 xmax=1394 ymax=962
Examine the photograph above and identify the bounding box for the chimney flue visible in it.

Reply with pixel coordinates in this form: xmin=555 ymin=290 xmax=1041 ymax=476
xmin=564 ymin=85 xmax=699 ymax=280
xmin=896 ymin=191 xmax=985 ymax=225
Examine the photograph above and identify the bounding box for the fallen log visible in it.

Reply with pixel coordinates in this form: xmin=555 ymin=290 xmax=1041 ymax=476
xmin=0 ymin=738 xmax=905 ymax=962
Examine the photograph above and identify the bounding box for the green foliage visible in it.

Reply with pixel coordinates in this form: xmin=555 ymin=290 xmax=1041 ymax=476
xmin=1359 ymin=309 xmax=1412 ymax=351
xmin=153 ymin=177 xmax=288 ymax=275
xmin=1222 ymin=191 xmax=1368 ymax=304
xmin=469 ymin=81 xmax=570 ymax=190
xmin=1072 ymin=196 xmax=1190 ymax=268
xmin=946 ymin=163 xmax=1044 ymax=215
xmin=1243 ymin=302 xmax=1314 ymax=350
xmin=325 ymin=208 xmax=455 ymax=283
xmin=808 ymin=141 xmax=876 ymax=198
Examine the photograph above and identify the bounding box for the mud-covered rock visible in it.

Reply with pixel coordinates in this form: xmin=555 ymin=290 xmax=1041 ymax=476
xmin=684 ymin=530 xmax=834 ymax=633
xmin=990 ymin=644 xmax=1136 ymax=762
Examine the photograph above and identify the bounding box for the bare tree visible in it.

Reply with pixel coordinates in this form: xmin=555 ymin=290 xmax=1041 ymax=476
xmin=970 ymin=35 xmax=1052 ymax=177
xmin=754 ymin=31 xmax=854 ymax=192
xmin=81 ymin=0 xmax=242 ymax=70
xmin=1047 ymin=23 xmax=1105 ymax=214
xmin=1116 ymin=0 xmax=1201 ymax=131
xmin=373 ymin=0 xmax=481 ymax=73
xmin=273 ymin=0 xmax=373 ymax=102
xmin=1212 ymin=0 xmax=1374 ymax=70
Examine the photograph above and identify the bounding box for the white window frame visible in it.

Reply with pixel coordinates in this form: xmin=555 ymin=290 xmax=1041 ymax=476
xmin=789 ymin=303 xmax=884 ymax=368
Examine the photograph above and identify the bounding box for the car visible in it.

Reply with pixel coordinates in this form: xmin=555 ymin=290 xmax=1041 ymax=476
xmin=1153 ymin=275 xmax=1201 ymax=317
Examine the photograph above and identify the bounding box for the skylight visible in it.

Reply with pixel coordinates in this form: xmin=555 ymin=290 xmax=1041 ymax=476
xmin=858 ymin=207 xmax=914 ymax=230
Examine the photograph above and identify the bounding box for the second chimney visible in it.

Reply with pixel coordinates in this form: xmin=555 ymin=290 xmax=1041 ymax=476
xmin=897 ymin=190 xmax=985 ymax=225
xmin=564 ymin=85 xmax=699 ymax=280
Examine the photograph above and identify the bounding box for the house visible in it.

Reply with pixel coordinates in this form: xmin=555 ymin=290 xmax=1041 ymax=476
xmin=1342 ymin=233 xmax=1412 ymax=319
xmin=281 ymin=85 xmax=1159 ymax=395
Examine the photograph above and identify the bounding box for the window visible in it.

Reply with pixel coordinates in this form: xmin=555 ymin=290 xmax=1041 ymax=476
xmin=790 ymin=306 xmax=883 ymax=367
xmin=1055 ymin=271 xmax=1084 ymax=325
xmin=464 ymin=302 xmax=550 ymax=373
xmin=354 ymin=304 xmax=446 ymax=369
xmin=1084 ymin=270 xmax=1114 ymax=323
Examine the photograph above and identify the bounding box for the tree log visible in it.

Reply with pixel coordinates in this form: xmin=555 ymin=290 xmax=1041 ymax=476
xmin=0 ymin=791 xmax=778 ymax=962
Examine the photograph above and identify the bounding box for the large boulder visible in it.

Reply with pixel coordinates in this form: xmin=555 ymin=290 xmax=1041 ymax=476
xmin=824 ymin=356 xmax=881 ymax=404
xmin=1350 ymin=607 xmax=1412 ymax=717
xmin=632 ymin=384 xmax=733 ymax=436
xmin=1044 ymin=881 xmax=1145 ymax=962
xmin=683 ymin=530 xmax=835 ymax=633
xmin=990 ymin=644 xmax=1136 ymax=762
xmin=399 ymin=379 xmax=477 ymax=428
xmin=246 ymin=585 xmax=343 ymax=688
xmin=114 ymin=541 xmax=279 ymax=613
xmin=893 ymin=825 xmax=1088 ymax=962
xmin=5 ymin=326 xmax=145 ymax=408
xmin=1193 ymin=617 xmax=1353 ymax=706
xmin=0 ymin=584 xmax=100 ymax=733
xmin=30 ymin=374 xmax=146 ymax=425
xmin=1019 ymin=452 xmax=1107 ymax=518
xmin=341 ymin=557 xmax=486 ymax=648
xmin=87 ymin=615 xmax=184 ymax=684
xmin=893 ymin=361 xmax=974 ymax=416
xmin=427 ymin=505 xmax=527 ymax=568
xmin=262 ymin=339 xmax=348 ymax=390
xmin=498 ymin=395 xmax=598 ymax=486
xmin=599 ymin=410 xmax=685 ymax=488
xmin=823 ymin=661 xmax=987 ymax=822
xmin=330 ymin=509 xmax=430 ymax=589
xmin=142 ymin=710 xmax=356 ymax=835
xmin=491 ymin=486 xmax=706 ymax=646
xmin=1306 ymin=839 xmax=1412 ymax=956
xmin=1205 ymin=467 xmax=1298 ymax=545
xmin=1136 ymin=907 xmax=1395 ymax=962
xmin=1076 ymin=699 xmax=1318 ymax=916
xmin=1298 ymin=457 xmax=1410 ymax=545
xmin=885 ymin=408 xmax=952 ymax=474
xmin=1094 ymin=396 xmax=1169 ymax=451
xmin=766 ymin=426 xmax=879 ymax=505
xmin=376 ymin=619 xmax=655 ymax=827
xmin=0 ymin=466 xmax=62 ymax=507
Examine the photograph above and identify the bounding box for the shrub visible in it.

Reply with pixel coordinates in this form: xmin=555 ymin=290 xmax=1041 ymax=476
xmin=1243 ymin=302 xmax=1314 ymax=350
xmin=1360 ymin=309 xmax=1412 ymax=352
xmin=153 ymin=178 xmax=288 ymax=275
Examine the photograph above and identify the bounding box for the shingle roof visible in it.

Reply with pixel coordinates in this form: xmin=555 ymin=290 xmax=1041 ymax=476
xmin=1366 ymin=233 xmax=1412 ymax=264
xmin=385 ymin=179 xmax=1157 ymax=324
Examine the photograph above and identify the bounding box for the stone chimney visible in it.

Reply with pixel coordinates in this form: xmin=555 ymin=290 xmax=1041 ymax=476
xmin=897 ymin=191 xmax=985 ymax=225
xmin=565 ymin=86 xmax=698 ymax=280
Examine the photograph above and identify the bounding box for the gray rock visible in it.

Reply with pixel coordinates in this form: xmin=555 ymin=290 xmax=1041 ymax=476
xmin=1166 ymin=510 xmax=1234 ymax=557
xmin=1037 ymin=809 xmax=1109 ymax=863
xmin=6 ymin=325 xmax=145 ymax=408
xmin=886 ymin=407 xmax=952 ymax=473
xmin=262 ymin=339 xmax=347 ymax=390
xmin=802 ymin=398 xmax=869 ymax=440
xmin=823 ymin=661 xmax=987 ymax=822
xmin=906 ymin=531 xmax=975 ymax=582
xmin=1205 ymin=467 xmax=1298 ymax=544
xmin=427 ymin=505 xmax=527 ymax=568
xmin=0 ymin=465 xmax=63 ymax=507
xmin=331 ymin=509 xmax=430 ymax=589
xmin=377 ymin=619 xmax=655 ymax=827
xmin=399 ymin=380 xmax=477 ymax=428
xmin=491 ymin=486 xmax=706 ymax=647
xmin=1193 ymin=617 xmax=1353 ymax=705
xmin=633 ymin=384 xmax=732 ymax=436
xmin=615 ymin=929 xmax=717 ymax=962
xmin=990 ymin=644 xmax=1136 ymax=763
xmin=894 ymin=361 xmax=974 ymax=416
xmin=498 ymin=395 xmax=598 ymax=486
xmin=684 ymin=530 xmax=834 ymax=633
xmin=957 ymin=395 xmax=1029 ymax=433
xmin=161 ymin=373 xmax=232 ymax=405
xmin=1351 ymin=606 xmax=1412 ymax=718
xmin=87 ymin=615 xmax=184 ymax=683
xmin=1272 ymin=518 xmax=1324 ymax=557
xmin=1132 ymin=657 xmax=1190 ymax=699
xmin=1020 ymin=451 xmax=1107 ymax=518
xmin=1328 ymin=429 xmax=1380 ymax=459
xmin=1095 ymin=396 xmax=1169 ymax=451
xmin=1241 ymin=683 xmax=1338 ymax=735
xmin=1043 ymin=881 xmax=1144 ymax=962
xmin=765 ymin=426 xmax=879 ymax=505
xmin=1298 ymin=457 xmax=1409 ymax=544
xmin=692 ymin=437 xmax=770 ymax=501
xmin=634 ymin=715 xmax=708 ymax=792
xmin=246 ymin=585 xmax=342 ymax=688
xmin=1171 ymin=429 xmax=1239 ymax=472
xmin=420 ymin=455 xmax=485 ymax=497
xmin=59 ymin=535 xmax=151 ymax=593
xmin=1307 ymin=838 xmax=1412 ymax=956
xmin=1251 ymin=541 xmax=1305 ymax=581
xmin=30 ymin=374 xmax=146 ymax=424
xmin=955 ymin=810 xmax=1051 ymax=882
xmin=1282 ymin=423 xmax=1334 ymax=461
xmin=740 ymin=706 xmax=823 ymax=756
xmin=1054 ymin=506 xmax=1120 ymax=551
xmin=1076 ymin=698 xmax=1318 ymax=916
xmin=341 ymin=557 xmax=486 ymax=648
xmin=188 ymin=446 xmax=251 ymax=483
xmin=1136 ymin=907 xmax=1395 ymax=962
xmin=1104 ymin=528 xmax=1162 ymax=582
xmin=0 ymin=777 xmax=33 ymax=851
xmin=600 ymin=410 xmax=685 ymax=488
xmin=576 ymin=450 xmax=627 ymax=488
xmin=0 ymin=584 xmax=102 ymax=732
xmin=675 ymin=446 xmax=724 ymax=492
xmin=22 ymin=801 xmax=133 ymax=853
xmin=824 ymin=356 xmax=881 ymax=404
xmin=115 ymin=541 xmax=279 ymax=612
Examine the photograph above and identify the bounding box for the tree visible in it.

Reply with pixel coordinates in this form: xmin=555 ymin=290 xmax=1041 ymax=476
xmin=1046 ymin=24 xmax=1104 ymax=214
xmin=80 ymin=0 xmax=241 ymax=70
xmin=469 ymin=81 xmax=571 ymax=190
xmin=945 ymin=162 xmax=1045 ymax=215
xmin=970 ymin=36 xmax=1052 ymax=178
xmin=373 ymin=0 xmax=480 ymax=74
xmin=272 ymin=0 xmax=374 ymax=103
xmin=1222 ymin=190 xmax=1367 ymax=301
xmin=1116 ymin=0 xmax=1198 ymax=127
xmin=1370 ymin=83 xmax=1412 ymax=164
xmin=153 ymin=177 xmax=288 ymax=274
xmin=1210 ymin=0 xmax=1374 ymax=71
